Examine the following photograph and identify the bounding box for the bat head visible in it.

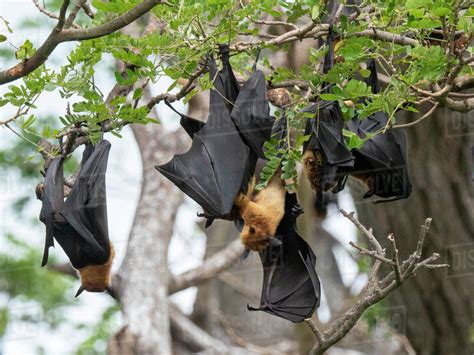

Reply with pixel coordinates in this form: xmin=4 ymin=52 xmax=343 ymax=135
xmin=76 ymin=245 xmax=116 ymax=299
xmin=303 ymin=150 xmax=324 ymax=192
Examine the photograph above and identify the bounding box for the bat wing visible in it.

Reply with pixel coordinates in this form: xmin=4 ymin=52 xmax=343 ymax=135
xmin=230 ymin=70 xmax=275 ymax=158
xmin=157 ymin=89 xmax=251 ymax=218
xmin=304 ymin=101 xmax=354 ymax=192
xmin=164 ymin=101 xmax=204 ymax=138
xmin=249 ymin=193 xmax=321 ymax=323
xmin=349 ymin=113 xmax=412 ymax=200
xmin=216 ymin=44 xmax=240 ymax=110
xmin=63 ymin=140 xmax=112 ymax=264
xmin=39 ymin=157 xmax=65 ymax=266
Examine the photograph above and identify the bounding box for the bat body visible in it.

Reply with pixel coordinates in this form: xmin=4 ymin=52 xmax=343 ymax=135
xmin=248 ymin=193 xmax=321 ymax=322
xmin=39 ymin=140 xmax=115 ymax=298
xmin=303 ymin=28 xmax=354 ymax=197
xmin=235 ymin=172 xmax=286 ymax=252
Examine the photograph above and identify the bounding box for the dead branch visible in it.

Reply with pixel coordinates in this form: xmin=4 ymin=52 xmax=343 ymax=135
xmin=305 ymin=210 xmax=448 ymax=354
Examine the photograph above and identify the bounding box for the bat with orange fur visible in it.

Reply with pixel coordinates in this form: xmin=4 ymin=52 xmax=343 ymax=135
xmin=39 ymin=140 xmax=116 ymax=298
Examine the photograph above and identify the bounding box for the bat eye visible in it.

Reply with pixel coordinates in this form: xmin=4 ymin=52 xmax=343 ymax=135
xmin=249 ymin=227 xmax=256 ymax=234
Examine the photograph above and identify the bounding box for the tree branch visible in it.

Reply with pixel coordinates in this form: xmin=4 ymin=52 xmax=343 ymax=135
xmin=0 ymin=0 xmax=165 ymax=84
xmin=169 ymin=239 xmax=244 ymax=294
xmin=306 ymin=212 xmax=448 ymax=354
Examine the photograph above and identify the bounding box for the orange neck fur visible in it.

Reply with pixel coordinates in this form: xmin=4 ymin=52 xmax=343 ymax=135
xmin=77 ymin=244 xmax=115 ymax=292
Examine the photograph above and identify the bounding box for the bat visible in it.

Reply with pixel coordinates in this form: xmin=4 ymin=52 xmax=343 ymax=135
xmin=235 ymin=113 xmax=290 ymax=253
xmin=347 ymin=59 xmax=412 ymax=202
xmin=39 ymin=140 xmax=116 ymax=298
xmin=156 ymin=54 xmax=253 ymax=221
xmin=248 ymin=192 xmax=321 ymax=322
xmin=303 ymin=27 xmax=354 ymax=195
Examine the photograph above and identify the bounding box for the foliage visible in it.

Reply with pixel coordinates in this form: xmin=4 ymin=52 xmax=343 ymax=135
xmin=1 ymin=0 xmax=471 ymax=188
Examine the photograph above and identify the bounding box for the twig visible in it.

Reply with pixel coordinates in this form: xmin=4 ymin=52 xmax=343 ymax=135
xmin=32 ymin=0 xmax=82 ymax=29
xmin=393 ymin=102 xmax=439 ymax=129
xmin=349 ymin=241 xmax=395 ymax=266
xmin=305 ymin=318 xmax=325 ymax=344
xmin=387 ymin=233 xmax=402 ymax=283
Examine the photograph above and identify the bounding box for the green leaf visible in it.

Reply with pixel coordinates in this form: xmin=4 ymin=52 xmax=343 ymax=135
xmin=0 ymin=34 xmax=6 ymax=42
xmin=320 ymin=93 xmax=338 ymax=100
xmin=133 ymin=88 xmax=144 ymax=100
xmin=311 ymin=5 xmax=320 ymax=20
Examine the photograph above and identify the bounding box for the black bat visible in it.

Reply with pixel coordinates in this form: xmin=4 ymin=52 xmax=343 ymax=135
xmin=156 ymin=54 xmax=252 ymax=220
xmin=347 ymin=59 xmax=412 ymax=202
xmin=39 ymin=140 xmax=115 ymax=298
xmin=302 ymin=27 xmax=354 ymax=195
xmin=248 ymin=193 xmax=321 ymax=322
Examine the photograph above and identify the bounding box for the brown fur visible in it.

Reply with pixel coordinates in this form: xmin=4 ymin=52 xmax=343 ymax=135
xmin=78 ymin=244 xmax=115 ymax=292
xmin=303 ymin=150 xmax=324 ymax=192
xmin=235 ymin=175 xmax=286 ymax=252
xmin=352 ymin=173 xmax=373 ymax=190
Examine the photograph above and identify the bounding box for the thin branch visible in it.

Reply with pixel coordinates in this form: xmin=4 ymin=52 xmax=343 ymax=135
xmin=393 ymin=102 xmax=439 ymax=129
xmin=64 ymin=0 xmax=87 ymax=29
xmin=147 ymin=64 xmax=207 ymax=110
xmin=32 ymin=0 xmax=81 ymax=29
xmin=340 ymin=209 xmax=383 ymax=254
xmin=387 ymin=233 xmax=402 ymax=283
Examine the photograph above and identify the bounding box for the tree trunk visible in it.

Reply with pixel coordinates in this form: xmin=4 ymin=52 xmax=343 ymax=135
xmin=108 ymin=124 xmax=186 ymax=354
xmin=355 ymin=108 xmax=474 ymax=355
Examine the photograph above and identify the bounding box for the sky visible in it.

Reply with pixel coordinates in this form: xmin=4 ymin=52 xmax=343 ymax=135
xmin=0 ymin=2 xmax=361 ymax=353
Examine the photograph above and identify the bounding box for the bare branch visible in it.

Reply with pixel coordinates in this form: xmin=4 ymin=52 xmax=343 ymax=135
xmin=32 ymin=0 xmax=81 ymax=29
xmin=306 ymin=213 xmax=447 ymax=354
xmin=393 ymin=102 xmax=439 ymax=129
xmin=387 ymin=233 xmax=402 ymax=283
xmin=169 ymin=239 xmax=244 ymax=294
xmin=349 ymin=29 xmax=419 ymax=46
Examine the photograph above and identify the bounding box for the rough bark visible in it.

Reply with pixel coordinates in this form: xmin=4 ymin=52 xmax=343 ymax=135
xmin=355 ymin=108 xmax=474 ymax=355
xmin=108 ymin=124 xmax=186 ymax=355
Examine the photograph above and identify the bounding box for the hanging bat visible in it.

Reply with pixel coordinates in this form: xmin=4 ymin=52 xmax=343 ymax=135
xmin=248 ymin=192 xmax=321 ymax=322
xmin=347 ymin=59 xmax=412 ymax=202
xmin=235 ymin=112 xmax=291 ymax=253
xmin=303 ymin=27 xmax=353 ymax=199
xmin=39 ymin=140 xmax=116 ymax=298
xmin=156 ymin=54 xmax=253 ymax=222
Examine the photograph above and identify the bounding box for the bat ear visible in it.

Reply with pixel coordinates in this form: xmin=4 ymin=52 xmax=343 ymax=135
xmin=105 ymin=286 xmax=117 ymax=300
xmin=75 ymin=285 xmax=85 ymax=298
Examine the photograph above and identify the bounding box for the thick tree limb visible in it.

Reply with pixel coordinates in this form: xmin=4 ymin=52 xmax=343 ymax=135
xmin=169 ymin=239 xmax=244 ymax=294
xmin=0 ymin=0 xmax=165 ymax=84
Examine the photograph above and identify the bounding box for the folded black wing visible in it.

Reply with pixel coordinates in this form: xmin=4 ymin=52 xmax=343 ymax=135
xmin=348 ymin=112 xmax=412 ymax=201
xmin=62 ymin=140 xmax=112 ymax=265
xmin=157 ymin=86 xmax=251 ymax=218
xmin=39 ymin=157 xmax=65 ymax=266
xmin=304 ymin=101 xmax=354 ymax=192
xmin=230 ymin=70 xmax=275 ymax=158
xmin=248 ymin=193 xmax=321 ymax=323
